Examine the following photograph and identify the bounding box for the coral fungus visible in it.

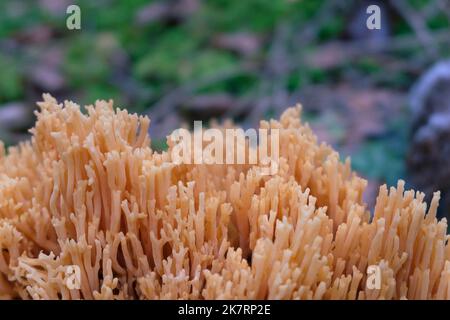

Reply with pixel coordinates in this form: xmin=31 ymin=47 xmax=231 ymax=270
xmin=0 ymin=94 xmax=449 ymax=300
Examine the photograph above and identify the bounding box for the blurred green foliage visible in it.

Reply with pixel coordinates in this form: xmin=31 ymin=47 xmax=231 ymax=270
xmin=0 ymin=53 xmax=23 ymax=100
xmin=0 ymin=0 xmax=325 ymax=109
xmin=351 ymin=115 xmax=409 ymax=186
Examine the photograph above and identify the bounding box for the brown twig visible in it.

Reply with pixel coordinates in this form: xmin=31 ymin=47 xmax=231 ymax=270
xmin=147 ymin=65 xmax=256 ymax=123
xmin=390 ymin=0 xmax=439 ymax=58
xmin=246 ymin=22 xmax=291 ymax=127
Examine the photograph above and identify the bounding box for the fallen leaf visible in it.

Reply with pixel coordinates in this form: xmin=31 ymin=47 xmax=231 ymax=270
xmin=213 ymin=32 xmax=261 ymax=56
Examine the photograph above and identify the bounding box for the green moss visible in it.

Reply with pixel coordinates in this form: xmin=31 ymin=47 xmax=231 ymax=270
xmin=0 ymin=54 xmax=23 ymax=101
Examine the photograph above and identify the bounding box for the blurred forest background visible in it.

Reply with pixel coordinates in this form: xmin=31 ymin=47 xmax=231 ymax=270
xmin=1 ymin=0 xmax=450 ymax=216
